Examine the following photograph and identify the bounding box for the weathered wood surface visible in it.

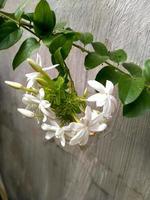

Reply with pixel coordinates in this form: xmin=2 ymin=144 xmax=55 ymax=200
xmin=0 ymin=0 xmax=150 ymax=199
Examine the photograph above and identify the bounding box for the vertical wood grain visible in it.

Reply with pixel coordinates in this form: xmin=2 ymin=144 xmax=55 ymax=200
xmin=0 ymin=0 xmax=150 ymax=200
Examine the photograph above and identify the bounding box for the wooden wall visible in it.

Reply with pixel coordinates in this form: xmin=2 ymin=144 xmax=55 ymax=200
xmin=0 ymin=0 xmax=150 ymax=199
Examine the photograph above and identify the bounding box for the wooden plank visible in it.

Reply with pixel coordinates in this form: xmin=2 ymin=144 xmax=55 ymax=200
xmin=0 ymin=0 xmax=150 ymax=200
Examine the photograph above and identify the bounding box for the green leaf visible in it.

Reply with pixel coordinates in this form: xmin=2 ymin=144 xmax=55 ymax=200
xmin=0 ymin=0 xmax=7 ymax=8
xmin=15 ymin=0 xmax=30 ymax=20
xmin=85 ymin=52 xmax=108 ymax=69
xmin=122 ymin=62 xmax=142 ymax=77
xmin=22 ymin=13 xmax=34 ymax=22
xmin=96 ymin=66 xmax=123 ymax=85
xmin=110 ymin=49 xmax=127 ymax=63
xmin=0 ymin=22 xmax=22 ymax=50
xmin=49 ymin=34 xmax=67 ymax=54
xmin=92 ymin=42 xmax=108 ymax=56
xmin=80 ymin=32 xmax=93 ymax=46
xmin=118 ymin=75 xmax=145 ymax=105
xmin=52 ymin=48 xmax=66 ymax=76
xmin=143 ymin=59 xmax=150 ymax=82
xmin=123 ymin=89 xmax=150 ymax=117
xmin=33 ymin=0 xmax=56 ymax=37
xmin=61 ymin=39 xmax=73 ymax=59
xmin=13 ymin=37 xmax=40 ymax=69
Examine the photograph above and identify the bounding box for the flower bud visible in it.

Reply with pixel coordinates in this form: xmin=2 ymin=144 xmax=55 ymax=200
xmin=17 ymin=108 xmax=34 ymax=118
xmin=5 ymin=81 xmax=23 ymax=89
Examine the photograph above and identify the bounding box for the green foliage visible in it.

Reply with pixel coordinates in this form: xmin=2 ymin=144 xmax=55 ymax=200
xmin=0 ymin=0 xmax=7 ymax=9
xmin=49 ymin=34 xmax=67 ymax=54
xmin=0 ymin=21 xmax=22 ymax=50
xmin=123 ymin=89 xmax=150 ymax=117
xmin=33 ymin=0 xmax=55 ymax=37
xmin=109 ymin=49 xmax=127 ymax=63
xmin=44 ymin=76 xmax=84 ymax=125
xmin=143 ymin=59 xmax=150 ymax=82
xmin=92 ymin=42 xmax=108 ymax=56
xmin=13 ymin=37 xmax=40 ymax=69
xmin=122 ymin=62 xmax=142 ymax=77
xmin=14 ymin=0 xmax=30 ymax=20
xmin=22 ymin=13 xmax=34 ymax=22
xmin=85 ymin=52 xmax=108 ymax=69
xmin=96 ymin=66 xmax=123 ymax=85
xmin=118 ymin=75 xmax=145 ymax=105
xmin=0 ymin=0 xmax=150 ymax=119
xmin=79 ymin=32 xmax=93 ymax=46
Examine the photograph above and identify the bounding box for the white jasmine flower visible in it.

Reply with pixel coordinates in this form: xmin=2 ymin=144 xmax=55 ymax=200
xmin=21 ymin=88 xmax=55 ymax=123
xmin=41 ymin=122 xmax=68 ymax=147
xmin=17 ymin=108 xmax=34 ymax=118
xmin=87 ymin=80 xmax=117 ymax=118
xmin=68 ymin=106 xmax=107 ymax=146
xmin=26 ymin=53 xmax=58 ymax=88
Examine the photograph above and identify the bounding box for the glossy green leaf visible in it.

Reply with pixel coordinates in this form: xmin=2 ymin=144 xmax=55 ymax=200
xmin=80 ymin=32 xmax=93 ymax=45
xmin=33 ymin=0 xmax=55 ymax=37
xmin=61 ymin=39 xmax=73 ymax=59
xmin=122 ymin=62 xmax=142 ymax=77
xmin=123 ymin=89 xmax=150 ymax=117
xmin=92 ymin=42 xmax=108 ymax=56
xmin=0 ymin=22 xmax=22 ymax=50
xmin=110 ymin=49 xmax=127 ymax=63
xmin=0 ymin=0 xmax=7 ymax=8
xmin=143 ymin=59 xmax=150 ymax=82
xmin=85 ymin=52 xmax=108 ymax=69
xmin=49 ymin=34 xmax=67 ymax=54
xmin=118 ymin=75 xmax=145 ymax=105
xmin=13 ymin=37 xmax=40 ymax=69
xmin=96 ymin=66 xmax=123 ymax=85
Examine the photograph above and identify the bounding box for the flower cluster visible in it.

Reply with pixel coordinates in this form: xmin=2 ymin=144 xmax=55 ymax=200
xmin=5 ymin=54 xmax=117 ymax=147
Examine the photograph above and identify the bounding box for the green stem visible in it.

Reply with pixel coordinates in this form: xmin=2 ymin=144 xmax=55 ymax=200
xmin=0 ymin=11 xmax=19 ymax=24
xmin=73 ymin=42 xmax=129 ymax=76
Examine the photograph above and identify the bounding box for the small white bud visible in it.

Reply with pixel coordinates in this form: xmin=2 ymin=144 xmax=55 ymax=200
xmin=17 ymin=108 xmax=34 ymax=118
xmin=5 ymin=81 xmax=22 ymax=89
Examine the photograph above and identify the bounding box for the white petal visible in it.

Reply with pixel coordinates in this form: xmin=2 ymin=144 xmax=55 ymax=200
xmin=40 ymin=105 xmax=55 ymax=119
xmin=88 ymin=80 xmax=105 ymax=93
xmin=84 ymin=106 xmax=92 ymax=121
xmin=42 ymin=115 xmax=47 ymax=122
xmin=102 ymin=97 xmax=112 ymax=118
xmin=105 ymin=80 xmax=114 ymax=94
xmin=39 ymin=88 xmax=45 ymax=99
xmin=26 ymin=79 xmax=35 ymax=88
xmin=43 ymin=64 xmax=59 ymax=71
xmin=79 ymin=134 xmax=89 ymax=146
xmin=69 ymin=129 xmax=85 ymax=146
xmin=87 ymin=93 xmax=106 ymax=107
xmin=24 ymin=94 xmax=39 ymax=103
xmin=45 ymin=132 xmax=55 ymax=140
xmin=90 ymin=123 xmax=107 ymax=132
xmin=41 ymin=123 xmax=57 ymax=131
xmin=25 ymin=72 xmax=39 ymax=79
xmin=17 ymin=108 xmax=34 ymax=118
xmin=60 ymin=135 xmax=66 ymax=147
xmin=66 ymin=122 xmax=83 ymax=131
xmin=55 ymin=128 xmax=63 ymax=137
xmin=110 ymin=96 xmax=117 ymax=112
xmin=36 ymin=53 xmax=42 ymax=66
xmin=40 ymin=100 xmax=50 ymax=108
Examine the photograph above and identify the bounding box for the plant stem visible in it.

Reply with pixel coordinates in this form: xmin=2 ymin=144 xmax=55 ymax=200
xmin=73 ymin=43 xmax=90 ymax=53
xmin=73 ymin=42 xmax=128 ymax=75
